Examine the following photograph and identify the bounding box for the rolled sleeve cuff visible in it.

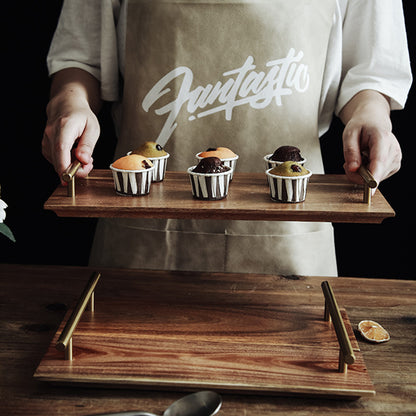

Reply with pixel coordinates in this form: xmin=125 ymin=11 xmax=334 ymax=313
xmin=335 ymin=77 xmax=412 ymax=116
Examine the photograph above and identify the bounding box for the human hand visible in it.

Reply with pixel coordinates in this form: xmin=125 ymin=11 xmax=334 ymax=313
xmin=42 ymin=69 xmax=102 ymax=184
xmin=340 ymin=90 xmax=402 ymax=191
xmin=42 ymin=93 xmax=100 ymax=184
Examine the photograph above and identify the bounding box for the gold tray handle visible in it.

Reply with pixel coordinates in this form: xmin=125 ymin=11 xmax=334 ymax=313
xmin=62 ymin=160 xmax=82 ymax=197
xmin=321 ymin=281 xmax=356 ymax=373
xmin=358 ymin=166 xmax=377 ymax=205
xmin=56 ymin=271 xmax=101 ymax=360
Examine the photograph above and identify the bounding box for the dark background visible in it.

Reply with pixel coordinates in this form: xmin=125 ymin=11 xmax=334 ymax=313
xmin=1 ymin=1 xmax=414 ymax=279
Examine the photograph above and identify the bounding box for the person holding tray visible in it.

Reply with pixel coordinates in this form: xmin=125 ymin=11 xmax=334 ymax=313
xmin=42 ymin=0 xmax=412 ymax=276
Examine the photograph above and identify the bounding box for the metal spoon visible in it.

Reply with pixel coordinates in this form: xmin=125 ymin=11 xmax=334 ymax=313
xmin=93 ymin=390 xmax=222 ymax=416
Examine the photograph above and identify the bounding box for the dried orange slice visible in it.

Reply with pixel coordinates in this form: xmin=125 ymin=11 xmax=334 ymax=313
xmin=358 ymin=320 xmax=390 ymax=343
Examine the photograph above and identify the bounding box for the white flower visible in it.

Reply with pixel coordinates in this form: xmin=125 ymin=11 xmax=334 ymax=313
xmin=0 ymin=199 xmax=7 ymax=223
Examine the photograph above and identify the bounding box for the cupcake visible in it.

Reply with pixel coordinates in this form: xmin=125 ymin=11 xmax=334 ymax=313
xmin=196 ymin=147 xmax=238 ymax=179
xmin=266 ymin=161 xmax=312 ymax=203
xmin=131 ymin=141 xmax=170 ymax=182
xmin=110 ymin=154 xmax=155 ymax=196
xmin=264 ymin=145 xmax=306 ymax=170
xmin=188 ymin=157 xmax=232 ymax=200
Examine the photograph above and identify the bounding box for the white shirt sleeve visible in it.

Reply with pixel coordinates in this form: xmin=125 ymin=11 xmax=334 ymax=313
xmin=47 ymin=0 xmax=121 ymax=101
xmin=336 ymin=0 xmax=412 ymax=114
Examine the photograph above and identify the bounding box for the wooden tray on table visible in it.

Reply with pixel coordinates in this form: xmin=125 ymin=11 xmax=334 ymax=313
xmin=34 ymin=269 xmax=376 ymax=399
xmin=44 ymin=170 xmax=395 ymax=223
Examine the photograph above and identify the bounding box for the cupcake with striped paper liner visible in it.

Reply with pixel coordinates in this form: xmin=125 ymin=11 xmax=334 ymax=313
xmin=110 ymin=154 xmax=155 ymax=196
xmin=188 ymin=157 xmax=232 ymax=200
xmin=196 ymin=147 xmax=238 ymax=180
xmin=130 ymin=141 xmax=170 ymax=182
xmin=266 ymin=161 xmax=312 ymax=203
xmin=264 ymin=145 xmax=306 ymax=170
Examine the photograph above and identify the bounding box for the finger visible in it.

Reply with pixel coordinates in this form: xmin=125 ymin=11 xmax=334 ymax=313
xmin=342 ymin=123 xmax=362 ymax=174
xmin=367 ymin=137 xmax=385 ymax=185
xmin=42 ymin=128 xmax=71 ymax=185
xmin=74 ymin=116 xmax=100 ymax=176
xmin=368 ymin=133 xmax=402 ymax=184
xmin=49 ymin=116 xmax=86 ymax=182
xmin=56 ymin=131 xmax=76 ymax=178
xmin=42 ymin=125 xmax=74 ymax=186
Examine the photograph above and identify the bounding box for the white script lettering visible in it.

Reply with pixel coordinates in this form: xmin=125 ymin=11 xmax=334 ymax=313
xmin=142 ymin=48 xmax=309 ymax=145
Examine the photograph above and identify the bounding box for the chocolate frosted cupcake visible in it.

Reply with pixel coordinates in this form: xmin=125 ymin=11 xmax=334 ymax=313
xmin=196 ymin=147 xmax=238 ymax=179
xmin=266 ymin=161 xmax=312 ymax=203
xmin=188 ymin=157 xmax=232 ymax=200
xmin=131 ymin=141 xmax=170 ymax=182
xmin=264 ymin=145 xmax=306 ymax=169
xmin=110 ymin=154 xmax=155 ymax=196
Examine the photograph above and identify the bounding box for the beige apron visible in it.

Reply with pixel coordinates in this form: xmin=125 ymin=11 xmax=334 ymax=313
xmin=90 ymin=0 xmax=338 ymax=276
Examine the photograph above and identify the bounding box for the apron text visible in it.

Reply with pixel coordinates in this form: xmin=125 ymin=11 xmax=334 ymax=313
xmin=142 ymin=48 xmax=309 ymax=144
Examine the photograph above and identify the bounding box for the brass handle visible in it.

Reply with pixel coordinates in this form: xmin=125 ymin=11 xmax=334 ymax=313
xmin=358 ymin=166 xmax=377 ymax=189
xmin=62 ymin=160 xmax=82 ymax=183
xmin=56 ymin=271 xmax=101 ymax=354
xmin=321 ymin=281 xmax=356 ymax=371
xmin=62 ymin=160 xmax=82 ymax=197
xmin=358 ymin=166 xmax=377 ymax=204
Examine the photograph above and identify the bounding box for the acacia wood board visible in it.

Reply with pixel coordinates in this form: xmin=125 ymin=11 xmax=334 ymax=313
xmin=34 ymin=270 xmax=375 ymax=399
xmin=44 ymin=170 xmax=394 ymax=223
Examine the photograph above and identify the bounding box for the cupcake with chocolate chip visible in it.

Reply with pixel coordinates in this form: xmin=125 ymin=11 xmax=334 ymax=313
xmin=188 ymin=157 xmax=232 ymax=200
xmin=196 ymin=147 xmax=238 ymax=179
xmin=266 ymin=161 xmax=312 ymax=203
xmin=264 ymin=145 xmax=306 ymax=170
xmin=110 ymin=154 xmax=155 ymax=196
xmin=131 ymin=141 xmax=170 ymax=182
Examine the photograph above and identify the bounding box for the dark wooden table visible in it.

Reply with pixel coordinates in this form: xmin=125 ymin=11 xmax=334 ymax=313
xmin=1 ymin=264 xmax=415 ymax=415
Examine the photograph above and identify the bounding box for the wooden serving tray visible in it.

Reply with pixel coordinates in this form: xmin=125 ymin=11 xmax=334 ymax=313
xmin=44 ymin=170 xmax=394 ymax=223
xmin=34 ymin=270 xmax=375 ymax=399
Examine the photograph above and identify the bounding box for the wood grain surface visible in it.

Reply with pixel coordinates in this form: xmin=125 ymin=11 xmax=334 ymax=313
xmin=34 ymin=272 xmax=373 ymax=398
xmin=1 ymin=265 xmax=415 ymax=415
xmin=44 ymin=171 xmax=395 ymax=223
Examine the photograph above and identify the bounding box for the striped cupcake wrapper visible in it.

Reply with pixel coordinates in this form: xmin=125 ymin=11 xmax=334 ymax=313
xmin=266 ymin=169 xmax=312 ymax=203
xmin=148 ymin=153 xmax=170 ymax=182
xmin=188 ymin=167 xmax=232 ymax=200
xmin=110 ymin=165 xmax=155 ymax=196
